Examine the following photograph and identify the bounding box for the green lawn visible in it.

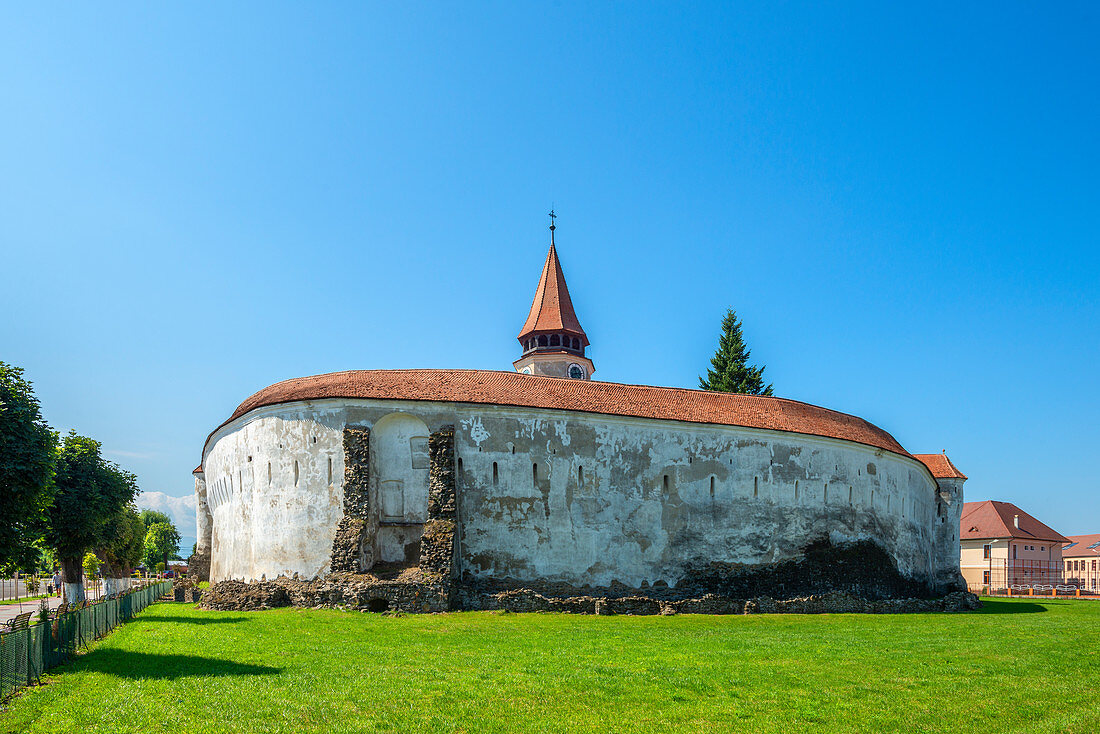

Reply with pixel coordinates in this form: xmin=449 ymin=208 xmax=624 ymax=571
xmin=1 ymin=598 xmax=1097 ymax=733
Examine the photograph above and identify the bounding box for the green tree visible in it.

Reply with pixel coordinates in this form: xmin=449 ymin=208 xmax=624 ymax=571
xmin=143 ymin=522 xmax=181 ymax=572
xmin=139 ymin=509 xmax=172 ymax=529
xmin=82 ymin=551 xmax=100 ymax=580
xmin=699 ymin=309 xmax=774 ymax=395
xmin=97 ymin=505 xmax=145 ymax=594
xmin=0 ymin=362 xmax=58 ymax=573
xmin=44 ymin=432 xmax=139 ymax=602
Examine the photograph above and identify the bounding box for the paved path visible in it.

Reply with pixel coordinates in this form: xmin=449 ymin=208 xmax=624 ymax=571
xmin=0 ymin=586 xmax=119 ymax=626
xmin=0 ymin=596 xmax=61 ymax=625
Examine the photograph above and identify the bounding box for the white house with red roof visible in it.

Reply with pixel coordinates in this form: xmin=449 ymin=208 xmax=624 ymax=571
xmin=959 ymin=500 xmax=1069 ymax=591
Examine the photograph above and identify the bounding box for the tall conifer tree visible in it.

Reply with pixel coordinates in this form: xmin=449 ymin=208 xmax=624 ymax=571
xmin=699 ymin=308 xmax=773 ymax=395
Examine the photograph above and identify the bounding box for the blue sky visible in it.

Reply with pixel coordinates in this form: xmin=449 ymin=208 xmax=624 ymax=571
xmin=2 ymin=3 xmax=1097 ymax=540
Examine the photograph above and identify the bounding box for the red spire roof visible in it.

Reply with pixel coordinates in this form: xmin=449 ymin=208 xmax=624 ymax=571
xmin=517 ymin=243 xmax=588 ymax=345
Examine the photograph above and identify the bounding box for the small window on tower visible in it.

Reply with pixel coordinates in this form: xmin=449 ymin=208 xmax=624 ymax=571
xmin=538 ymin=335 xmax=548 ymax=347
xmin=550 ymin=334 xmax=560 ymax=347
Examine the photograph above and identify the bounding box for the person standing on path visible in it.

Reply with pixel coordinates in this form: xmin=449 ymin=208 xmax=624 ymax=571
xmin=52 ymin=571 xmax=61 ymax=598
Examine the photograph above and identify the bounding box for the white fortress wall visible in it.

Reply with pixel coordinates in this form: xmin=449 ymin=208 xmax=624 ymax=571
xmin=201 ymin=398 xmax=947 ymax=588
xmin=454 ymin=403 xmax=940 ymax=588
xmin=204 ymin=404 xmax=347 ymax=581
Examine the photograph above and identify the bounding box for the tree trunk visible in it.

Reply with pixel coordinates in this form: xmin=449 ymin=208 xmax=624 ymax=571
xmin=60 ymin=556 xmax=85 ymax=603
xmin=104 ymin=577 xmax=129 ymax=596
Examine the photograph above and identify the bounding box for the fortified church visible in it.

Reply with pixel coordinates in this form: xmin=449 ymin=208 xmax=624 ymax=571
xmin=191 ymin=218 xmax=969 ymax=612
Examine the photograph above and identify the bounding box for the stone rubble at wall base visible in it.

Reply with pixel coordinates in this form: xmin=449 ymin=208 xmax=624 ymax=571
xmin=196 ymin=574 xmax=981 ymax=615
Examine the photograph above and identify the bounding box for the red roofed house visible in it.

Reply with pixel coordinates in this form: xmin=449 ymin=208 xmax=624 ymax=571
xmin=1061 ymin=535 xmax=1100 ymax=592
xmin=959 ymin=500 xmax=1070 ymax=592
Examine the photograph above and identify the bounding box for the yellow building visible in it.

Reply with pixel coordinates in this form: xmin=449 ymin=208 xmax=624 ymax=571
xmin=1061 ymin=534 xmax=1100 ymax=592
xmin=959 ymin=500 xmax=1068 ymax=593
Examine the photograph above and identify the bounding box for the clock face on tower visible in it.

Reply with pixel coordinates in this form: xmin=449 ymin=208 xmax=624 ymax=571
xmin=568 ymin=364 xmax=585 ymax=379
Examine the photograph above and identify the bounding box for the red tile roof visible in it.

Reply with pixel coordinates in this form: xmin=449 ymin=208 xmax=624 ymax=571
xmin=913 ymin=453 xmax=967 ymax=480
xmin=960 ymin=500 xmax=1069 ymax=543
xmin=517 ymin=244 xmax=588 ymax=344
xmin=193 ymin=465 xmax=204 ymax=475
xmin=1062 ymin=534 xmax=1100 ymax=558
xmin=202 ymin=369 xmax=922 ymax=465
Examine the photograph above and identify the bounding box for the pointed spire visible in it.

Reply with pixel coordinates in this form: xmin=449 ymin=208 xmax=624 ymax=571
xmin=517 ymin=215 xmax=588 ymax=345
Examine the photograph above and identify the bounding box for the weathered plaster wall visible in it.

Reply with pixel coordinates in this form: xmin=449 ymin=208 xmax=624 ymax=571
xmin=189 ymin=475 xmax=212 ymax=580
xmin=201 ymin=397 xmax=953 ymax=591
xmin=931 ymin=477 xmax=965 ymax=589
xmin=454 ymin=404 xmax=943 ymax=590
xmin=204 ymin=405 xmax=347 ymax=581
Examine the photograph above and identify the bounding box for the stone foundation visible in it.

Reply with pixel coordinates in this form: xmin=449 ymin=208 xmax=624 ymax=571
xmin=198 ymin=575 xmax=980 ymax=615
xmin=198 ymin=537 xmax=980 ymax=615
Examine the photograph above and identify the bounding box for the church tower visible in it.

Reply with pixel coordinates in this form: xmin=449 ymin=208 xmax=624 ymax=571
xmin=514 ymin=213 xmax=595 ymax=380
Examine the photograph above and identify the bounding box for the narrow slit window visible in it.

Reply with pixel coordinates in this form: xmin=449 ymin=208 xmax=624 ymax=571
xmin=709 ymin=476 xmax=715 ymax=497
xmin=577 ymin=465 xmax=584 ymax=489
xmin=532 ymin=463 xmax=538 ymax=488
xmin=328 ymin=456 xmax=333 ymax=484
xmin=492 ymin=462 xmax=499 ymax=486
xmin=294 ymin=460 xmax=300 ymax=487
xmin=753 ymin=477 xmax=758 ymax=498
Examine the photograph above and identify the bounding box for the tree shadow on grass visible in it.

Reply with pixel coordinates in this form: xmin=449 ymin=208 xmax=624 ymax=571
xmin=973 ymin=600 xmax=1048 ymax=614
xmin=70 ymin=649 xmax=281 ymax=680
xmin=129 ymin=614 xmax=249 ymax=625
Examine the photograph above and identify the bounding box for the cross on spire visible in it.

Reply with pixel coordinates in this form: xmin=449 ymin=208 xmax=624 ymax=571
xmin=548 ymin=208 xmax=556 ymax=245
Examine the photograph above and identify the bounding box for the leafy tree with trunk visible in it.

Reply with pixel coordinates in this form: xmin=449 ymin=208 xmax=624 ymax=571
xmin=0 ymin=362 xmax=58 ymax=574
xmin=143 ymin=522 xmax=180 ymax=572
xmin=82 ymin=551 xmax=100 ymax=580
xmin=97 ymin=505 xmax=145 ymax=594
xmin=43 ymin=432 xmax=138 ymax=602
xmin=139 ymin=509 xmax=172 ymax=529
xmin=699 ymin=308 xmax=774 ymax=396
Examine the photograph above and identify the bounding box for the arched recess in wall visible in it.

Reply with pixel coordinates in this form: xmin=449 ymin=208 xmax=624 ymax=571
xmin=372 ymin=412 xmax=431 ymax=524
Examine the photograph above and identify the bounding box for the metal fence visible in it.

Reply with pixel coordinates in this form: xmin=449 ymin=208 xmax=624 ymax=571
xmin=967 ymin=560 xmax=1065 ymax=593
xmin=0 ymin=580 xmax=172 ymax=700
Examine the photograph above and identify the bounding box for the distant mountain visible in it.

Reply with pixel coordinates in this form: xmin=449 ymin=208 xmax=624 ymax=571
xmin=137 ymin=491 xmax=197 ymax=554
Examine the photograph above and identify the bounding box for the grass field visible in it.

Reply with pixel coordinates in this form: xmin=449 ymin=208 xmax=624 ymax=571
xmin=1 ymin=598 xmax=1097 ymax=733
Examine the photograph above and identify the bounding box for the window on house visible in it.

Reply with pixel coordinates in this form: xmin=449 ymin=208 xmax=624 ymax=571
xmin=983 ymin=544 xmax=991 ymax=559
xmin=1013 ymin=545 xmax=1017 ymax=560
xmin=983 ymin=571 xmax=990 ymax=585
